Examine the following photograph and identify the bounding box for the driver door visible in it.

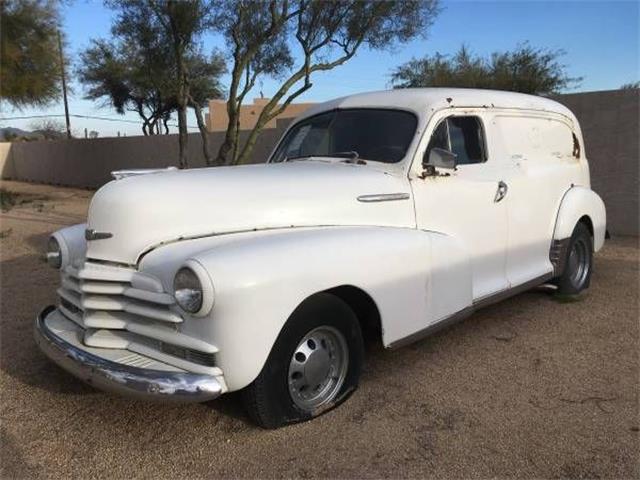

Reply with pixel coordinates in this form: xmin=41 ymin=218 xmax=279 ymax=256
xmin=411 ymin=112 xmax=509 ymax=303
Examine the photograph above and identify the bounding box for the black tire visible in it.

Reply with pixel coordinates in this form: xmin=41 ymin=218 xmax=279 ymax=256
xmin=555 ymin=222 xmax=593 ymax=295
xmin=242 ymin=292 xmax=364 ymax=429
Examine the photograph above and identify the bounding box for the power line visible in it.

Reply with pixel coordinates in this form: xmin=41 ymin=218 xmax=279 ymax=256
xmin=0 ymin=113 xmax=200 ymax=130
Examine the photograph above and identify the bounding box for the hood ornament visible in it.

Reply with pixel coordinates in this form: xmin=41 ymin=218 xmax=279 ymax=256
xmin=85 ymin=229 xmax=113 ymax=241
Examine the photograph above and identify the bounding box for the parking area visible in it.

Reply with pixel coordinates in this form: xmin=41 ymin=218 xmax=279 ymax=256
xmin=0 ymin=180 xmax=638 ymax=478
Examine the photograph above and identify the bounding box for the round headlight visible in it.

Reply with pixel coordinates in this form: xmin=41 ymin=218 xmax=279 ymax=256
xmin=46 ymin=236 xmax=62 ymax=269
xmin=173 ymin=267 xmax=203 ymax=314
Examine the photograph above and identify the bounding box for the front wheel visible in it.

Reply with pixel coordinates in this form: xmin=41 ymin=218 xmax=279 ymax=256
xmin=242 ymin=293 xmax=364 ymax=428
xmin=555 ymin=222 xmax=593 ymax=295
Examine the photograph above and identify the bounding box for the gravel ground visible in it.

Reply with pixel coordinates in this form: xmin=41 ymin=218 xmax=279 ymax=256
xmin=1 ymin=180 xmax=638 ymax=479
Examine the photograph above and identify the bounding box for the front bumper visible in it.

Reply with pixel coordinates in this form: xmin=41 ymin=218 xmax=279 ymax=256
xmin=34 ymin=306 xmax=223 ymax=403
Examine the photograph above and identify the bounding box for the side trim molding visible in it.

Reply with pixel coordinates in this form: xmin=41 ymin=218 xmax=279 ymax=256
xmin=357 ymin=193 xmax=410 ymax=203
xmin=85 ymin=229 xmax=113 ymax=241
xmin=388 ymin=273 xmax=554 ymax=349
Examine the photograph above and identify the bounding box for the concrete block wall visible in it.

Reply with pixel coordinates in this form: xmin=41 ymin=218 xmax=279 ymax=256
xmin=553 ymin=89 xmax=639 ymax=236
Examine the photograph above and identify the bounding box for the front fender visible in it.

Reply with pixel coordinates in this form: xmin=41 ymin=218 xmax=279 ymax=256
xmin=196 ymin=227 xmax=434 ymax=391
xmin=140 ymin=226 xmax=471 ymax=392
xmin=553 ymin=186 xmax=606 ymax=251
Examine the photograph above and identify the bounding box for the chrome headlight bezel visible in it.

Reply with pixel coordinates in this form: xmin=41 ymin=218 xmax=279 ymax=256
xmin=46 ymin=235 xmax=64 ymax=269
xmin=173 ymin=260 xmax=214 ymax=317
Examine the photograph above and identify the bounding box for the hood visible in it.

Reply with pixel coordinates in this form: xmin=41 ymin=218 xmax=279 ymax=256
xmin=85 ymin=160 xmax=415 ymax=265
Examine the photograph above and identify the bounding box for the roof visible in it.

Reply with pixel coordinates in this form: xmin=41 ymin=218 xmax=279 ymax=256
xmin=297 ymin=88 xmax=576 ymax=123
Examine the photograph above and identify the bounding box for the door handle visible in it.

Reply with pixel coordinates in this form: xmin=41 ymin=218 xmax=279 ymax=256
xmin=494 ymin=181 xmax=508 ymax=203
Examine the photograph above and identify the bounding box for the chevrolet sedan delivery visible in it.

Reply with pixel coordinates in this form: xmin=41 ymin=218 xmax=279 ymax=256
xmin=36 ymin=88 xmax=606 ymax=428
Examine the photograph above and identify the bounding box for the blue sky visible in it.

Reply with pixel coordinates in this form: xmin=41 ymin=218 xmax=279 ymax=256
xmin=2 ymin=0 xmax=638 ymax=137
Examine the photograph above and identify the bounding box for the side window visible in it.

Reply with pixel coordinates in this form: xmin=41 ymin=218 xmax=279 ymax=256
xmin=426 ymin=120 xmax=449 ymax=152
xmin=447 ymin=117 xmax=485 ymax=165
xmin=426 ymin=116 xmax=486 ymax=165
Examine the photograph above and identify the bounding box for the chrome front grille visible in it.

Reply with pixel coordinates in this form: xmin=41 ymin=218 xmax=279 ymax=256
xmin=160 ymin=343 xmax=217 ymax=367
xmin=56 ymin=260 xmax=218 ymax=371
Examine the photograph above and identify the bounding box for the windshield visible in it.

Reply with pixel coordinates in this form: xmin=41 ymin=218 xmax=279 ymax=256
xmin=270 ymin=109 xmax=417 ymax=164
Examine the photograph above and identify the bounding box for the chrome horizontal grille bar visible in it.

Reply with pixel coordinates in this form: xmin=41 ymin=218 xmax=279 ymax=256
xmin=161 ymin=343 xmax=217 ymax=367
xmin=56 ymin=260 xmax=218 ymax=371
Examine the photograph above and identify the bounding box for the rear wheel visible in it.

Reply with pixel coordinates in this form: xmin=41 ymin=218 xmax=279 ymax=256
xmin=555 ymin=222 xmax=593 ymax=295
xmin=242 ymin=293 xmax=364 ymax=429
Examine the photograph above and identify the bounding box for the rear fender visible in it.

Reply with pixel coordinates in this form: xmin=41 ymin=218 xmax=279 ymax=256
xmin=553 ymin=186 xmax=606 ymax=252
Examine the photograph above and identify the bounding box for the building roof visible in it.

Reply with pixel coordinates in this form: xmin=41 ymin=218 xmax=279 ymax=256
xmin=297 ymin=88 xmax=577 ymax=124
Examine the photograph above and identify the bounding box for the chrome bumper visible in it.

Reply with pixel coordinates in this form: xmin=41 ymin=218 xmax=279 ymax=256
xmin=34 ymin=306 xmax=223 ymax=403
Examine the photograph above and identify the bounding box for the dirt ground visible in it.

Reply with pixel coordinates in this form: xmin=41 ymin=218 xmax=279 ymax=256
xmin=0 ymin=180 xmax=638 ymax=479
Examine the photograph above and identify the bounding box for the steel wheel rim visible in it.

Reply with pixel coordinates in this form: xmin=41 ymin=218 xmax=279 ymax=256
xmin=568 ymin=238 xmax=589 ymax=289
xmin=287 ymin=326 xmax=349 ymax=411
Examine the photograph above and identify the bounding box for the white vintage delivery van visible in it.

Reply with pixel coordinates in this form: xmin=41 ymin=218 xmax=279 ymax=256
xmin=36 ymin=88 xmax=606 ymax=427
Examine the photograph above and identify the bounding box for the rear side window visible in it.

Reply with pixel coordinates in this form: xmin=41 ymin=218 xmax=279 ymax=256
xmin=426 ymin=116 xmax=486 ymax=165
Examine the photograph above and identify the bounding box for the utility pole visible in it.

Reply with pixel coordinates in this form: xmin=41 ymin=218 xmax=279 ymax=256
xmin=57 ymin=30 xmax=71 ymax=139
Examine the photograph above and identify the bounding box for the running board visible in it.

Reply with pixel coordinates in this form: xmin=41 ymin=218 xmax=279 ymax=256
xmin=388 ymin=273 xmax=554 ymax=349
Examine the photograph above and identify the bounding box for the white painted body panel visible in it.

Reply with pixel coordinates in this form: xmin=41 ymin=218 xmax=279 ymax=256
xmin=409 ymin=108 xmax=510 ymax=301
xmin=140 ymin=227 xmax=472 ymax=390
xmin=46 ymin=88 xmax=607 ymax=395
xmin=489 ymin=113 xmax=585 ymax=286
xmin=86 ymin=161 xmax=414 ymax=265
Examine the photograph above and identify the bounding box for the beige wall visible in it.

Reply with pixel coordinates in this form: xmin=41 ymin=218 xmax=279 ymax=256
xmin=207 ymin=97 xmax=314 ymax=131
xmin=1 ymin=90 xmax=637 ymax=236
xmin=0 ymin=143 xmax=13 ymax=179
xmin=0 ymin=120 xmax=290 ymax=188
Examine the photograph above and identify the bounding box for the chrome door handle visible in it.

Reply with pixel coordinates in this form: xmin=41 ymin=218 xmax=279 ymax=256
xmin=494 ymin=181 xmax=508 ymax=203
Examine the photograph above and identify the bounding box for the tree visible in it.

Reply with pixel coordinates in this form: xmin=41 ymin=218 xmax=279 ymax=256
xmin=211 ymin=0 xmax=440 ymax=166
xmin=28 ymin=118 xmax=69 ymax=139
xmin=185 ymin=52 xmax=226 ymax=161
xmin=79 ymin=39 xmax=164 ymax=136
xmin=0 ymin=0 xmax=64 ymax=108
xmin=78 ymin=40 xmax=224 ymax=137
xmin=390 ymin=43 xmax=581 ymax=95
xmin=143 ymin=0 xmax=213 ymax=167
xmin=620 ymin=81 xmax=639 ymax=90
xmin=79 ymin=0 xmax=225 ymax=166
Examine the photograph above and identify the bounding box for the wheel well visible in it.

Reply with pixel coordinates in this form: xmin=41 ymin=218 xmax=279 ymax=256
xmin=578 ymin=215 xmax=594 ymax=238
xmin=324 ymin=285 xmax=383 ymax=347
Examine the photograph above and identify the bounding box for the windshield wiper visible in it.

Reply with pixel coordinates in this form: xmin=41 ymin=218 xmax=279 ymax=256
xmin=328 ymin=151 xmax=359 ymax=160
xmin=331 ymin=151 xmax=367 ymax=165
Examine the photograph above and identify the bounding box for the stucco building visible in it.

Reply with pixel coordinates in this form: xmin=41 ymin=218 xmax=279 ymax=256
xmin=206 ymin=97 xmax=315 ymax=132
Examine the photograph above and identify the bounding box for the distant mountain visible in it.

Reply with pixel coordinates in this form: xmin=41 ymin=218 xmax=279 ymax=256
xmin=0 ymin=127 xmax=43 ymax=142
xmin=0 ymin=127 xmax=57 ymax=142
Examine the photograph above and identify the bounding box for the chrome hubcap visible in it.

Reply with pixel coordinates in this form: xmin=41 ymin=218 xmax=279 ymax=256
xmin=568 ymin=238 xmax=589 ymax=289
xmin=287 ymin=326 xmax=348 ymax=411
